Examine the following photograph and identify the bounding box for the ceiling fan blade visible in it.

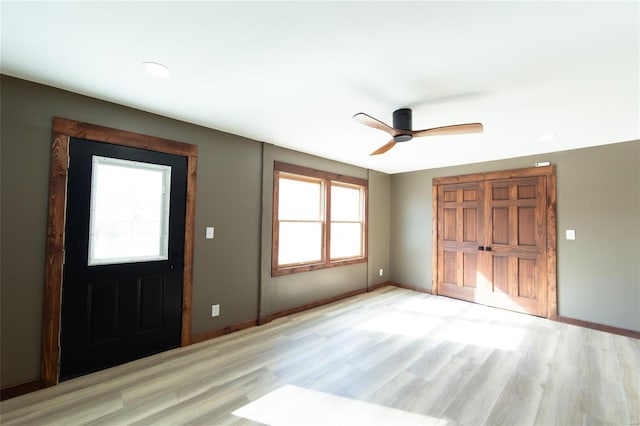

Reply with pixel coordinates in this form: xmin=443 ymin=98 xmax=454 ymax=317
xmin=412 ymin=123 xmax=484 ymax=138
xmin=370 ymin=140 xmax=397 ymax=156
xmin=353 ymin=112 xmax=396 ymax=136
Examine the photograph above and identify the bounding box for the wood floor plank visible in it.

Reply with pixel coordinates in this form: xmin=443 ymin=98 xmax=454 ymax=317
xmin=87 ymin=391 xmax=179 ymax=426
xmin=5 ymin=392 xmax=123 ymax=426
xmin=513 ymin=325 xmax=560 ymax=379
xmin=406 ymin=340 xmax=466 ymax=381
xmin=534 ymin=324 xmax=594 ymax=425
xmin=367 ymin=371 xmax=425 ymax=408
xmin=290 ymin=361 xmax=358 ymax=396
xmin=399 ymin=355 xmax=473 ymax=420
xmin=484 ymin=370 xmax=544 ymax=426
xmin=614 ymin=334 xmax=640 ymax=425
xmin=1 ymin=287 xmax=636 ymax=426
xmin=483 ymin=325 xmax=558 ymax=425
xmin=585 ymin=342 xmax=631 ymax=424
xmin=443 ymin=348 xmax=522 ymax=425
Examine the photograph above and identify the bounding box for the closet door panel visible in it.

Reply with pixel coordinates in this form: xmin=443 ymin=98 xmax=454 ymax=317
xmin=437 ymin=182 xmax=483 ymax=302
xmin=435 ymin=170 xmax=553 ymax=318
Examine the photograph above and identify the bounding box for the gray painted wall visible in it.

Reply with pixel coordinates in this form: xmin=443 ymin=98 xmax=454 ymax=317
xmin=0 ymin=76 xmax=391 ymax=388
xmin=390 ymin=141 xmax=640 ymax=331
xmin=367 ymin=170 xmax=391 ymax=287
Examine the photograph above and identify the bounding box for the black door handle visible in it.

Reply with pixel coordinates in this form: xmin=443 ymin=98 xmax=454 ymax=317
xmin=478 ymin=246 xmax=485 ymax=251
xmin=485 ymin=246 xmax=492 ymax=251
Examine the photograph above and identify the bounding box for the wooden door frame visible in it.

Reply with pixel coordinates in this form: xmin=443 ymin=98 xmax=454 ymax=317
xmin=432 ymin=165 xmax=557 ymax=318
xmin=42 ymin=117 xmax=198 ymax=387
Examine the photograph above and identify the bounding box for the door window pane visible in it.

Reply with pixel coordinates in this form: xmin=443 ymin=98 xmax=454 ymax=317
xmin=88 ymin=156 xmax=171 ymax=265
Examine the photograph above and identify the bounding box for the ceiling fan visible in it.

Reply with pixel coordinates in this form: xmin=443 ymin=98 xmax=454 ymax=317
xmin=353 ymin=108 xmax=483 ymax=155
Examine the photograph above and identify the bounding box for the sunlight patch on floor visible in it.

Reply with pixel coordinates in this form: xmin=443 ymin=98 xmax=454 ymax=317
xmin=233 ymin=385 xmax=452 ymax=426
xmin=355 ymin=311 xmax=445 ymax=337
xmin=395 ymin=297 xmax=469 ymax=317
xmin=434 ymin=320 xmax=525 ymax=351
xmin=464 ymin=302 xmax=537 ymax=325
xmin=355 ymin=309 xmax=524 ymax=351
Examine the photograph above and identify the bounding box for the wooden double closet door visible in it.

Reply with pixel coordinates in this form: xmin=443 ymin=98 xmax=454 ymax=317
xmin=433 ymin=167 xmax=556 ymax=317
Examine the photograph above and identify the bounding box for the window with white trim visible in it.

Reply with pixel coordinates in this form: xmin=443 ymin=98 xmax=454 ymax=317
xmin=88 ymin=156 xmax=171 ymax=265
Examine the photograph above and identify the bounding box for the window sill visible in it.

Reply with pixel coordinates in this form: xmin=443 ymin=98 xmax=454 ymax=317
xmin=271 ymin=257 xmax=367 ymax=277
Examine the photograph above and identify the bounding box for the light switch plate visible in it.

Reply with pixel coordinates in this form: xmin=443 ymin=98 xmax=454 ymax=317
xmin=206 ymin=226 xmax=215 ymax=239
xmin=566 ymin=229 xmax=576 ymax=240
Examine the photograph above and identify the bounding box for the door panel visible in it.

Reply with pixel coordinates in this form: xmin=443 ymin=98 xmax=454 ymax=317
xmin=518 ymin=258 xmax=537 ymax=299
xmin=484 ymin=177 xmax=547 ymax=316
xmin=463 ymin=208 xmax=477 ymax=242
xmin=492 ymin=255 xmax=509 ymax=293
xmin=60 ymin=138 xmax=187 ymax=380
xmin=443 ymin=251 xmax=458 ymax=284
xmin=438 ymin=183 xmax=483 ymax=302
xmin=437 ymin=174 xmax=549 ymax=317
xmin=87 ymin=280 xmax=120 ymax=345
xmin=518 ymin=183 xmax=536 ymax=199
xmin=492 ymin=208 xmax=509 ymax=244
xmin=492 ymin=186 xmax=510 ymax=200
xmin=443 ymin=208 xmax=457 ymax=240
xmin=518 ymin=207 xmax=536 ymax=246
xmin=138 ymin=275 xmax=166 ymax=332
xmin=463 ymin=253 xmax=477 ymax=287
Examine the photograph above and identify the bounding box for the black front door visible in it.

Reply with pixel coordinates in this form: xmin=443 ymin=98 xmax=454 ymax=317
xmin=60 ymin=138 xmax=187 ymax=380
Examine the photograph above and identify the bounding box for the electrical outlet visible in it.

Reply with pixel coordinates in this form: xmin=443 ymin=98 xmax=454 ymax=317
xmin=379 ymin=268 xmax=384 ymax=277
xmin=211 ymin=304 xmax=220 ymax=317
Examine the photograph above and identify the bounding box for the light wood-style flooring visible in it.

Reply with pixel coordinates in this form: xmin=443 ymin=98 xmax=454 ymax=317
xmin=1 ymin=286 xmax=638 ymax=425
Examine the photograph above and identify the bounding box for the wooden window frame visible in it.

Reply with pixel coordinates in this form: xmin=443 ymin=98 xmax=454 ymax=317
xmin=272 ymin=161 xmax=368 ymax=276
xmin=42 ymin=117 xmax=197 ymax=387
xmin=329 ymin=181 xmax=367 ymax=262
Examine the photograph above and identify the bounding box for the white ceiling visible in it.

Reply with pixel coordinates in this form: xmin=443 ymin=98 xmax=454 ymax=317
xmin=2 ymin=1 xmax=638 ymax=174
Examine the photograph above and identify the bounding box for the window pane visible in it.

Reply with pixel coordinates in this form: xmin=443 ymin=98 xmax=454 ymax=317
xmin=278 ymin=222 xmax=323 ymax=265
xmin=330 ymin=223 xmax=362 ymax=259
xmin=88 ymin=156 xmax=171 ymax=265
xmin=331 ymin=184 xmax=361 ymax=221
xmin=279 ymin=177 xmax=322 ymax=220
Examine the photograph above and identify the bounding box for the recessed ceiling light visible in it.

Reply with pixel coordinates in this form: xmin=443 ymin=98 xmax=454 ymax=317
xmin=142 ymin=62 xmax=171 ymax=79
xmin=539 ymin=133 xmax=557 ymax=142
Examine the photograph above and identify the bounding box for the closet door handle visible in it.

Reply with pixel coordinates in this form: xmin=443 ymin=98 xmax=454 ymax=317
xmin=478 ymin=246 xmax=485 ymax=251
xmin=485 ymin=246 xmax=492 ymax=251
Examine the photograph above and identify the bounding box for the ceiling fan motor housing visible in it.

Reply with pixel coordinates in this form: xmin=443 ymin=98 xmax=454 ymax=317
xmin=393 ymin=108 xmax=413 ymax=142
